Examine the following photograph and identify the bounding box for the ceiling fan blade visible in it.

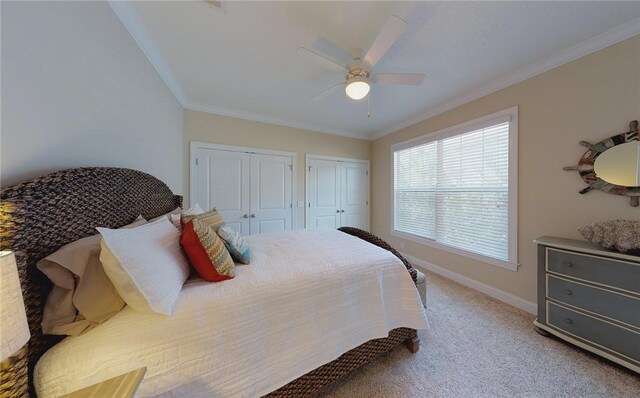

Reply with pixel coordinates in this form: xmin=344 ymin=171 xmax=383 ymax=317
xmin=297 ymin=47 xmax=347 ymax=73
xmin=308 ymin=83 xmax=344 ymax=102
xmin=363 ymin=16 xmax=407 ymax=68
xmin=375 ymin=73 xmax=425 ymax=85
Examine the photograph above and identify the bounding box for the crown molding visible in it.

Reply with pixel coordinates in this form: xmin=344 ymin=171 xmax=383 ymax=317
xmin=370 ymin=19 xmax=640 ymax=140
xmin=108 ymin=0 xmax=364 ymax=139
xmin=108 ymin=1 xmax=638 ymax=142
xmin=184 ymin=100 xmax=364 ymax=140
xmin=108 ymin=0 xmax=188 ymax=106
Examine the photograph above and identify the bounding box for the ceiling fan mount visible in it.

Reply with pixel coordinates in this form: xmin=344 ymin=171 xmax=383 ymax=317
xmin=346 ymin=63 xmax=370 ymax=81
xmin=297 ymin=16 xmax=425 ymax=103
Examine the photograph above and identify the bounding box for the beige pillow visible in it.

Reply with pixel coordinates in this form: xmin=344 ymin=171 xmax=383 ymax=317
xmin=37 ymin=216 xmax=146 ymax=335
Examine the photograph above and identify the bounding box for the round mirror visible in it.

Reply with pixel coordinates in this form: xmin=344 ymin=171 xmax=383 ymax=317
xmin=594 ymin=141 xmax=640 ymax=187
xmin=564 ymin=120 xmax=639 ymax=207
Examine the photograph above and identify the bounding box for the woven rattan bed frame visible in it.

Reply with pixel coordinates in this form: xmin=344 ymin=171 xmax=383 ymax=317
xmin=0 ymin=167 xmax=419 ymax=397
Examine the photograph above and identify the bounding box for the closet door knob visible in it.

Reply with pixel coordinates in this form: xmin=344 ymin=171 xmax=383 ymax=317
xmin=243 ymin=214 xmax=249 ymax=218
xmin=340 ymin=210 xmax=345 ymax=213
xmin=250 ymin=214 xmax=256 ymax=218
xmin=336 ymin=210 xmax=340 ymax=213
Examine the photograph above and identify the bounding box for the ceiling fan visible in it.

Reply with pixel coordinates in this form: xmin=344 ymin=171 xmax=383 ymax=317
xmin=297 ymin=15 xmax=425 ymax=102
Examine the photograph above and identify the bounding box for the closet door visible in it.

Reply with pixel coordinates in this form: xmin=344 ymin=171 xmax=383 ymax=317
xmin=340 ymin=162 xmax=369 ymax=230
xmin=307 ymin=159 xmax=341 ymax=230
xmin=250 ymin=153 xmax=292 ymax=234
xmin=194 ymin=148 xmax=250 ymax=235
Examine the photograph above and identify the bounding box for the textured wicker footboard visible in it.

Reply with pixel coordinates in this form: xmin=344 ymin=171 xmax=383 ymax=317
xmin=337 ymin=227 xmax=418 ymax=284
xmin=266 ymin=327 xmax=417 ymax=397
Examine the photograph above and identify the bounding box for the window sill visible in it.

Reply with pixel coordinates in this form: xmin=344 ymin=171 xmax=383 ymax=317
xmin=391 ymin=230 xmax=519 ymax=271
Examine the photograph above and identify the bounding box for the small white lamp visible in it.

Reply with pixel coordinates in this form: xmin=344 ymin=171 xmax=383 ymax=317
xmin=0 ymin=251 xmax=30 ymax=397
xmin=0 ymin=251 xmax=30 ymax=361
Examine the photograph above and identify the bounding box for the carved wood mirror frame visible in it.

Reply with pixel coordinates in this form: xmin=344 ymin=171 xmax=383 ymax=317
xmin=564 ymin=120 xmax=639 ymax=207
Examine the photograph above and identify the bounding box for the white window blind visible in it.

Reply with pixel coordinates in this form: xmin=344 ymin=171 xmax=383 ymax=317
xmin=393 ymin=111 xmax=516 ymax=266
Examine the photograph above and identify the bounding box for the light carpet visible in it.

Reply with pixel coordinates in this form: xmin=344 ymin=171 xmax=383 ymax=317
xmin=323 ymin=269 xmax=640 ymax=398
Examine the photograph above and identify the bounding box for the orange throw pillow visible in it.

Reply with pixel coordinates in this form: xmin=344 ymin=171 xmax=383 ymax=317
xmin=180 ymin=218 xmax=235 ymax=282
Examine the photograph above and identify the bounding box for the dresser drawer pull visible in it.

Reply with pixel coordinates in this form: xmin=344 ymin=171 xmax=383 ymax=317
xmin=564 ymin=290 xmax=573 ymax=296
xmin=563 ymin=261 xmax=573 ymax=267
xmin=565 ymin=318 xmax=573 ymax=325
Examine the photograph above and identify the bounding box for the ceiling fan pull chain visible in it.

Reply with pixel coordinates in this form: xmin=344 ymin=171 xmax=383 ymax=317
xmin=367 ymin=93 xmax=372 ymax=118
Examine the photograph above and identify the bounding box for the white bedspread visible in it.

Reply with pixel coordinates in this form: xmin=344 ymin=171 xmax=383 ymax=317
xmin=35 ymin=230 xmax=428 ymax=398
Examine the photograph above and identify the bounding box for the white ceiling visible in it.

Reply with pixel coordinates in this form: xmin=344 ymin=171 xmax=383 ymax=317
xmin=113 ymin=1 xmax=640 ymax=139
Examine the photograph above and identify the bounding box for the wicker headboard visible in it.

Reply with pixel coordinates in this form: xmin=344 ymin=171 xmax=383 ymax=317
xmin=0 ymin=167 xmax=182 ymax=395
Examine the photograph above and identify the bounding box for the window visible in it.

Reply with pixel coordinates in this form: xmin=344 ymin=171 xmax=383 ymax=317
xmin=392 ymin=107 xmax=518 ymax=270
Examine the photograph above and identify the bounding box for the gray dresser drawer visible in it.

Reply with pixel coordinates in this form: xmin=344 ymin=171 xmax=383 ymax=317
xmin=547 ymin=301 xmax=640 ymax=363
xmin=548 ymin=275 xmax=640 ymax=328
xmin=547 ymin=248 xmax=640 ymax=294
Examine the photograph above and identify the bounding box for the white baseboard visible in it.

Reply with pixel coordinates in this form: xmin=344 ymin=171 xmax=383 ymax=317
xmin=403 ymin=253 xmax=537 ymax=315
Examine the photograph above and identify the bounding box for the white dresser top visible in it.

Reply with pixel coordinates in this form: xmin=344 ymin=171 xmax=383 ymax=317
xmin=534 ymin=236 xmax=640 ymax=263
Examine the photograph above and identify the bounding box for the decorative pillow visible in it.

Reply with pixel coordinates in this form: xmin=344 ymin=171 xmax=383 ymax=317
xmin=181 ymin=207 xmax=225 ymax=231
xmin=98 ymin=217 xmax=190 ymax=315
xmin=578 ymin=219 xmax=640 ymax=253
xmin=217 ymin=226 xmax=251 ymax=264
xmin=180 ymin=218 xmax=235 ymax=281
xmin=37 ymin=215 xmax=147 ymax=336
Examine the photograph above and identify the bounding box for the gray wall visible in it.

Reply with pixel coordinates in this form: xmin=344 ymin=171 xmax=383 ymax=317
xmin=1 ymin=1 xmax=183 ymax=193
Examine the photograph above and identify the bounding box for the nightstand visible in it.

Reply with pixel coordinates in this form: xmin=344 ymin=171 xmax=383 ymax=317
xmin=60 ymin=367 xmax=146 ymax=398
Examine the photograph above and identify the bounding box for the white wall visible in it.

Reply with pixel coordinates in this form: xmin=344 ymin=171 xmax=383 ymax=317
xmin=1 ymin=1 xmax=183 ymax=193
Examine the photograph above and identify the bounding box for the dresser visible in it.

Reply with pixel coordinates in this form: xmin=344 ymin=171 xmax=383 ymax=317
xmin=534 ymin=236 xmax=640 ymax=373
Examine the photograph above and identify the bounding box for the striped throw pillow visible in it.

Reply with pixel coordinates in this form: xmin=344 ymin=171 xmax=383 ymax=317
xmin=180 ymin=218 xmax=235 ymax=282
xmin=181 ymin=207 xmax=225 ymax=232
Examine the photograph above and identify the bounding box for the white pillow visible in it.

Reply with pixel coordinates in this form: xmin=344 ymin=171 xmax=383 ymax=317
xmin=170 ymin=203 xmax=205 ymax=229
xmin=97 ymin=217 xmax=190 ymax=316
xmin=149 ymin=207 xmax=183 ymax=224
xmin=185 ymin=203 xmax=205 ymax=214
xmin=150 ymin=204 xmax=205 ymax=229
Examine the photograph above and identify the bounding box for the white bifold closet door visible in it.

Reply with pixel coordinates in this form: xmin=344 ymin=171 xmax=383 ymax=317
xmin=307 ymin=157 xmax=369 ymax=231
xmin=193 ymin=146 xmax=293 ymax=235
xmin=249 ymin=153 xmax=292 ymax=234
xmin=195 ymin=148 xmax=251 ymax=234
xmin=307 ymin=159 xmax=341 ymax=230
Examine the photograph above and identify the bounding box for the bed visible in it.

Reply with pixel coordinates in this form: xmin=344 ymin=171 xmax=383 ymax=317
xmin=0 ymin=167 xmax=427 ymax=397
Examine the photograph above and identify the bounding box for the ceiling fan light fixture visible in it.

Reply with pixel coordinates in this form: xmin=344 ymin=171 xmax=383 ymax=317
xmin=345 ymin=76 xmax=370 ymax=100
